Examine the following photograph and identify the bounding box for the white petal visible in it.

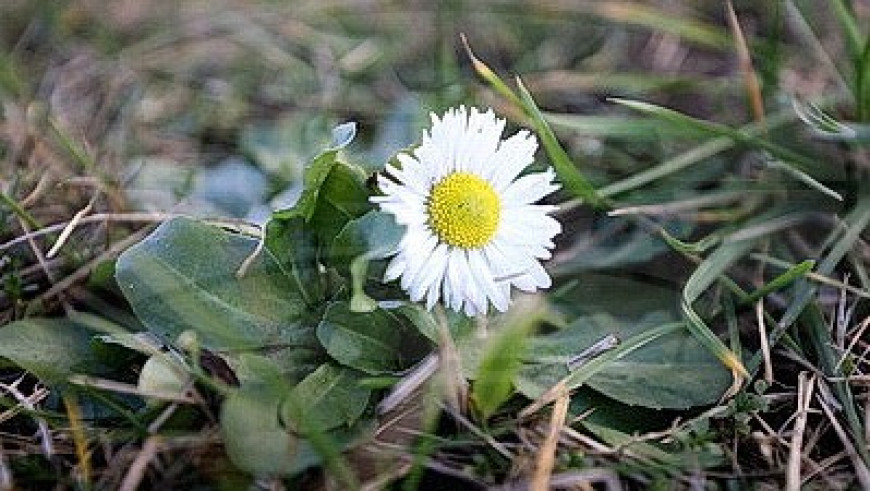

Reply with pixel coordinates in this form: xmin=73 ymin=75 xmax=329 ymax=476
xmin=489 ymin=130 xmax=538 ymax=190
xmin=413 ymin=243 xmax=448 ymax=304
xmin=384 ymin=254 xmax=407 ymax=282
xmin=501 ymin=170 xmax=560 ymax=207
xmin=468 ymin=249 xmax=508 ymax=312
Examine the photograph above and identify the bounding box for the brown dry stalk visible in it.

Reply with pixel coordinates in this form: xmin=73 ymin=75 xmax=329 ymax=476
xmin=119 ymin=436 xmax=164 ymax=491
xmin=531 ymin=387 xmax=569 ymax=491
xmin=786 ymin=372 xmax=815 ymax=491
xmin=725 ymin=0 xmax=765 ymax=125
xmin=756 ymin=300 xmax=774 ymax=385
xmin=37 ymin=227 xmax=151 ymax=302
xmin=816 ymin=389 xmax=870 ymax=489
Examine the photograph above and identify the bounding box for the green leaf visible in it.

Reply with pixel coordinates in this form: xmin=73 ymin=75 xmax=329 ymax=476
xmin=330 ymin=210 xmax=405 ymax=311
xmin=316 ymin=302 xmax=429 ymax=374
xmin=115 ymin=217 xmax=309 ymax=350
xmin=221 ymin=384 xmax=300 ymax=477
xmin=394 ymin=303 xmax=475 ymax=344
xmin=551 ymin=273 xmax=679 ymax=319
xmin=517 ymin=313 xmax=730 ymax=409
xmin=281 ymin=363 xmax=371 ymax=433
xmin=264 ymin=214 xmax=324 ymax=306
xmin=471 ymin=301 xmax=546 ymax=419
xmin=330 ymin=210 xmax=405 ymax=266
xmin=273 ymin=149 xmax=339 ymax=221
xmin=309 ymin=162 xmax=372 ymax=243
xmin=551 ymin=216 xmax=690 ymax=274
xmin=0 ymin=318 xmax=96 ymax=383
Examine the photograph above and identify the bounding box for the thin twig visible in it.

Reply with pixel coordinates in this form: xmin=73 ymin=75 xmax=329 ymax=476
xmin=532 ymin=387 xmax=569 ymax=491
xmin=786 ymin=372 xmax=815 ymax=491
xmin=435 ymin=306 xmax=467 ymax=415
xmin=836 ymin=316 xmax=870 ymax=372
xmin=757 ymin=300 xmax=773 ymax=385
xmin=439 ymin=403 xmax=514 ymax=460
xmin=816 ymin=390 xmax=870 ymax=489
xmin=19 ymin=217 xmax=71 ymax=313
xmin=0 ymin=212 xmax=176 ymax=253
xmin=378 ymin=353 xmax=438 ymax=415
xmin=0 ymin=379 xmax=53 ymax=458
xmin=725 ymin=0 xmax=765 ymax=125
xmin=119 ymin=436 xmax=164 ymax=491
xmin=36 ymin=227 xmax=151 ymax=301
xmin=46 ymin=192 xmax=98 ymax=259
xmin=67 ymin=375 xmax=196 ymax=404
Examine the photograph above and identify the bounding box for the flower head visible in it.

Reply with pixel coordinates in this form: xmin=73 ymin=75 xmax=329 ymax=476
xmin=372 ymin=106 xmax=561 ymax=316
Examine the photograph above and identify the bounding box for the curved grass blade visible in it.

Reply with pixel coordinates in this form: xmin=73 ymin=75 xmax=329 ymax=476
xmin=681 ymin=236 xmax=758 ymax=384
xmin=609 ymin=98 xmax=842 ymax=201
xmin=516 ymin=78 xmax=604 ymax=207
xmin=462 ymin=37 xmax=603 ymax=207
xmin=597 ymin=108 xmax=796 ymax=198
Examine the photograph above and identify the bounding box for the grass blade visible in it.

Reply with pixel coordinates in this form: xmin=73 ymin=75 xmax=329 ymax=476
xmin=515 ymin=78 xmax=604 ymax=207
xmin=610 ymin=98 xmax=842 ymax=201
xmin=742 ymin=259 xmax=815 ymax=304
xmin=463 ymin=37 xmax=603 ymax=207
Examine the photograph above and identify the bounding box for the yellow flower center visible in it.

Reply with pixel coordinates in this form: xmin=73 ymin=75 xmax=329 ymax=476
xmin=427 ymin=172 xmax=501 ymax=249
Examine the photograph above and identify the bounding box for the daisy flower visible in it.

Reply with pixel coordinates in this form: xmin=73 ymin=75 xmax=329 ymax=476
xmin=371 ymin=106 xmax=561 ymax=316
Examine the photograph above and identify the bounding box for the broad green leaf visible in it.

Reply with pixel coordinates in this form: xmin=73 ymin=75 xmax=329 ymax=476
xmin=233 ymin=359 xmax=362 ymax=484
xmin=551 ymin=273 xmax=679 ymax=319
xmin=316 ymin=302 xmax=429 ymax=374
xmin=395 ymin=303 xmax=475 ymax=344
xmin=234 ymin=353 xmax=295 ymax=392
xmin=329 ymin=210 xmax=404 ymax=266
xmin=115 ymin=217 xmax=309 ymax=350
xmin=264 ymin=214 xmax=324 ymax=306
xmin=516 ymin=313 xmax=730 ymax=409
xmin=0 ymin=318 xmax=96 ymax=383
xmin=281 ymin=363 xmax=370 ymax=433
xmin=330 ymin=210 xmax=405 ymax=311
xmin=309 ymin=162 xmax=372 ymax=243
xmin=221 ymin=384 xmax=299 ymax=477
xmin=272 ymin=149 xmax=339 ymax=221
